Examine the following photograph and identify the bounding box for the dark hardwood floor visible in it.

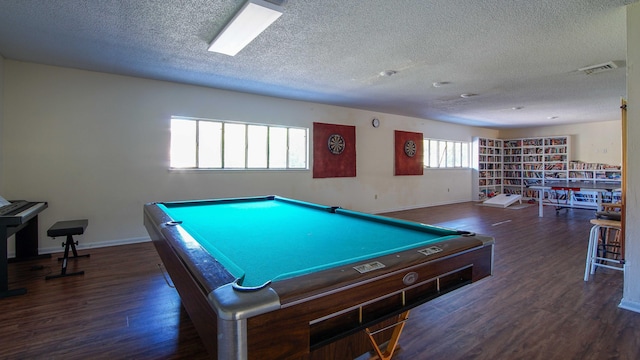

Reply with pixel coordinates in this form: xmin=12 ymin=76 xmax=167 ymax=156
xmin=1 ymin=202 xmax=638 ymax=359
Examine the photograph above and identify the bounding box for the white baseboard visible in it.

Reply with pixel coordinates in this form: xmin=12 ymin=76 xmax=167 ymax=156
xmin=9 ymin=237 xmax=151 ymax=257
xmin=619 ymin=298 xmax=640 ymax=313
xmin=373 ymin=199 xmax=470 ymax=214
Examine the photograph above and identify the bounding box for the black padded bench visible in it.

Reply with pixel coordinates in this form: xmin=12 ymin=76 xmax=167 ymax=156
xmin=45 ymin=219 xmax=89 ymax=280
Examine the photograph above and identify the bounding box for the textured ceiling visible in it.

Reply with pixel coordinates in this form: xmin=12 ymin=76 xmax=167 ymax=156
xmin=0 ymin=0 xmax=635 ymax=128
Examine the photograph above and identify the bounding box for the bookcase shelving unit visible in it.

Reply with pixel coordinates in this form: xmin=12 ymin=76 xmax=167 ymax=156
xmin=502 ymin=136 xmax=570 ymax=200
xmin=567 ymin=161 xmax=622 ymax=206
xmin=472 ymin=137 xmax=503 ymax=201
xmin=543 ymin=136 xmax=570 ymax=180
xmin=503 ymin=139 xmax=523 ymax=197
xmin=568 ymin=161 xmax=622 ymax=183
xmin=473 ymin=135 xmax=621 ymax=208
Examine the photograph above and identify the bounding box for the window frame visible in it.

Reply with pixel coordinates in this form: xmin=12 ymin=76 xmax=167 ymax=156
xmin=423 ymin=138 xmax=471 ymax=169
xmin=169 ymin=116 xmax=309 ymax=170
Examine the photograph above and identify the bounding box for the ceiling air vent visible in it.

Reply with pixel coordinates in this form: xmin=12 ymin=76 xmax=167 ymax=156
xmin=578 ymin=61 xmax=618 ymax=75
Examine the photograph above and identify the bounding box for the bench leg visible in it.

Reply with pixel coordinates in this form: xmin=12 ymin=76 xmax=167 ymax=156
xmin=46 ymin=235 xmax=87 ymax=280
xmin=56 ymin=235 xmax=90 ymax=261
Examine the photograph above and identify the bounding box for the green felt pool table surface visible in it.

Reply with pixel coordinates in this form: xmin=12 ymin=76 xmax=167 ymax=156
xmin=159 ymin=196 xmax=462 ymax=287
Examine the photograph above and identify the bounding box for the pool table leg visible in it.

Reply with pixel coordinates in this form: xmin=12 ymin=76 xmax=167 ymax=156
xmin=210 ymin=284 xmax=281 ymax=359
xmin=365 ymin=310 xmax=410 ymax=360
xmin=218 ymin=317 xmax=248 ymax=360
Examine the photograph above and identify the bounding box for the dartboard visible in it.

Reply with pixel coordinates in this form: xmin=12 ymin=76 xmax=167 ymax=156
xmin=328 ymin=134 xmax=345 ymax=155
xmin=404 ymin=140 xmax=416 ymax=157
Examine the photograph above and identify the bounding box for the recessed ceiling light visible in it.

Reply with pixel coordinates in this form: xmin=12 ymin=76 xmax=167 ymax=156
xmin=460 ymin=93 xmax=477 ymax=98
xmin=578 ymin=61 xmax=619 ymax=75
xmin=433 ymin=81 xmax=450 ymax=87
xmin=512 ymin=106 xmax=524 ymax=110
xmin=548 ymin=116 xmax=559 ymax=119
xmin=380 ymin=70 xmax=398 ymax=77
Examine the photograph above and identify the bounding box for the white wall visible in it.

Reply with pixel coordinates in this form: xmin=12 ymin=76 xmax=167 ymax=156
xmin=2 ymin=61 xmax=498 ymax=251
xmin=499 ymin=121 xmax=622 ymax=165
xmin=620 ymin=2 xmax=640 ymax=313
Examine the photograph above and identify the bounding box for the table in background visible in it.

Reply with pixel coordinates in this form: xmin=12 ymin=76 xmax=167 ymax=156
xmin=528 ymin=181 xmax=621 ymax=217
xmin=144 ymin=195 xmax=494 ymax=360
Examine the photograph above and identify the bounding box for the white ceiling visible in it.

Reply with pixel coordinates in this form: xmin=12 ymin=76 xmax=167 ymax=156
xmin=0 ymin=0 xmax=635 ymax=128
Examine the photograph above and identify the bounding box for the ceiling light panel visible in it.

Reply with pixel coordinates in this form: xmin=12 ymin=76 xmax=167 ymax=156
xmin=208 ymin=0 xmax=283 ymax=56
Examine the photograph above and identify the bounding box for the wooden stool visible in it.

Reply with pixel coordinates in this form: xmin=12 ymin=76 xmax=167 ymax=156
xmin=601 ymin=203 xmax=622 ymax=212
xmin=584 ymin=218 xmax=623 ymax=281
xmin=365 ymin=310 xmax=410 ymax=360
xmin=46 ymin=220 xmax=89 ymax=280
xmin=595 ymin=202 xmax=622 ymax=221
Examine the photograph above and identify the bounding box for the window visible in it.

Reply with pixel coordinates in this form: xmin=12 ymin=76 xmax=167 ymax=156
xmin=423 ymin=138 xmax=470 ymax=168
xmin=170 ymin=117 xmax=308 ymax=169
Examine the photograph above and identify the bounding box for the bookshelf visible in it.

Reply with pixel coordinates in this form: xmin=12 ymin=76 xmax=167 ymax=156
xmin=566 ymin=161 xmax=622 ymax=207
xmin=473 ymin=135 xmax=621 ymax=207
xmin=543 ymin=136 xmax=570 ymax=181
xmin=472 ymin=137 xmax=503 ymax=201
xmin=568 ymin=161 xmax=622 ymax=183
xmin=490 ymin=136 xmax=571 ymax=199
xmin=502 ymin=136 xmax=570 ymax=199
xmin=503 ymin=139 xmax=523 ymax=196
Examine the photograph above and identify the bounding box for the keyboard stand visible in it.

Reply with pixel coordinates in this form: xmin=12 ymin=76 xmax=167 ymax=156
xmin=0 ymin=201 xmax=48 ymax=298
xmin=0 ymin=225 xmax=28 ymax=298
xmin=7 ymin=217 xmax=51 ymax=263
xmin=0 ymin=287 xmax=27 ymax=299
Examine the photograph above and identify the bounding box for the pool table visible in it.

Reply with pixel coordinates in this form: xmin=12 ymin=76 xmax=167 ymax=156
xmin=143 ymin=196 xmax=494 ymax=359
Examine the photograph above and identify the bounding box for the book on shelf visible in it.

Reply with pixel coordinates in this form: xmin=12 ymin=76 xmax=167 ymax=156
xmin=545 ymin=138 xmax=568 ymax=146
xmin=522 ymin=139 xmax=543 ymax=146
xmin=569 ymin=161 xmax=621 ymax=170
